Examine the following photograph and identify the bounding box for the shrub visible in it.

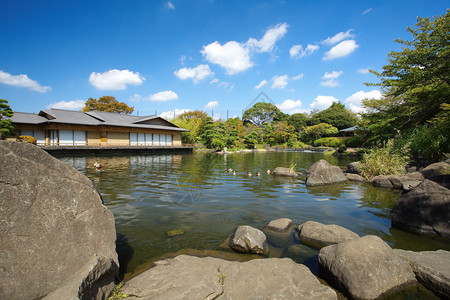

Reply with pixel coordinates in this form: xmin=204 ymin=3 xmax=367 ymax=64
xmin=405 ymin=124 xmax=449 ymax=163
xmin=360 ymin=140 xmax=409 ymax=179
xmin=345 ymin=136 xmax=363 ymax=148
xmin=313 ymin=137 xmax=345 ymax=148
xmin=17 ymin=135 xmax=37 ymax=144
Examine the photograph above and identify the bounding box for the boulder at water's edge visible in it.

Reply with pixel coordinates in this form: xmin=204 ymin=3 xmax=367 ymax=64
xmin=306 ymin=159 xmax=347 ymax=186
xmin=0 ymin=141 xmax=118 ymax=300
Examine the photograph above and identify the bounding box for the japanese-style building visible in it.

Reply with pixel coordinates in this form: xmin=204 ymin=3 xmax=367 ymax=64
xmin=9 ymin=109 xmax=189 ymax=148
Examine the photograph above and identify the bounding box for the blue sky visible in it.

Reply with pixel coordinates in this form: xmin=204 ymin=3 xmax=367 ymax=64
xmin=1 ymin=0 xmax=448 ymax=120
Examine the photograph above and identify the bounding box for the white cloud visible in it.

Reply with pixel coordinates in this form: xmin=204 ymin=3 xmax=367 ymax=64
xmin=0 ymin=70 xmax=51 ymax=93
xmin=149 ymin=90 xmax=179 ymax=102
xmin=201 ymin=41 xmax=252 ymax=75
xmin=246 ymin=23 xmax=288 ymax=53
xmin=362 ymin=8 xmax=372 ymax=15
xmin=293 ymin=73 xmax=304 ymax=80
xmin=289 ymin=44 xmax=319 ymax=59
xmin=210 ymin=78 xmax=234 ymax=91
xmin=46 ymin=100 xmax=85 ymax=110
xmin=323 ymin=40 xmax=359 ymax=60
xmin=167 ymin=1 xmax=175 ymax=9
xmin=89 ymin=69 xmax=144 ymax=90
xmin=271 ymin=74 xmax=289 ymax=89
xmin=322 ymin=29 xmax=355 ymax=45
xmin=320 ymin=80 xmax=338 ymax=87
xmin=310 ymin=95 xmax=338 ymax=110
xmin=277 ymin=99 xmax=308 ymax=114
xmin=205 ymin=101 xmax=219 ymax=109
xmin=174 ymin=64 xmax=213 ymax=83
xmin=160 ymin=108 xmax=192 ymax=120
xmin=255 ymin=79 xmax=268 ymax=89
xmin=357 ymin=68 xmax=370 ymax=74
xmin=345 ymin=90 xmax=382 ymax=113
xmin=323 ymin=70 xmax=343 ymax=79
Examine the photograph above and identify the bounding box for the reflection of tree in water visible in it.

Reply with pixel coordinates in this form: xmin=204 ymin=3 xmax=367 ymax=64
xmin=359 ymin=185 xmax=401 ymax=218
xmin=306 ymin=182 xmax=348 ymax=199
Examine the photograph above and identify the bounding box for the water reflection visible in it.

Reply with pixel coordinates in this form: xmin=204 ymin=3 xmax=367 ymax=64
xmin=56 ymin=152 xmax=450 ymax=280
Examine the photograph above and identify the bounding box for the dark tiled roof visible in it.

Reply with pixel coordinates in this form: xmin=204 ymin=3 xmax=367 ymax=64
xmin=10 ymin=109 xmax=189 ymax=132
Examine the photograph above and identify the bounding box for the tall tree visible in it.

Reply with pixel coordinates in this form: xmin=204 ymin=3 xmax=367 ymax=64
xmin=310 ymin=102 xmax=357 ymax=130
xmin=242 ymin=102 xmax=284 ymax=127
xmin=363 ymin=10 xmax=450 ymax=138
xmin=173 ymin=110 xmax=208 ymax=144
xmin=0 ymin=99 xmax=15 ymax=138
xmin=83 ymin=96 xmax=134 ymax=114
xmin=287 ymin=113 xmax=309 ymax=132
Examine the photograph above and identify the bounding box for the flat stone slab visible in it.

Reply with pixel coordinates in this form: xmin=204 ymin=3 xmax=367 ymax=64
xmin=264 ymin=218 xmax=293 ymax=232
xmin=394 ymin=249 xmax=450 ymax=299
xmin=298 ymin=221 xmax=360 ymax=249
xmin=345 ymin=173 xmax=367 ymax=183
xmin=319 ymin=235 xmax=416 ymax=299
xmin=370 ymin=172 xmax=424 ymax=188
xmin=121 ymin=255 xmax=337 ymax=299
xmin=272 ymin=167 xmax=299 ymax=177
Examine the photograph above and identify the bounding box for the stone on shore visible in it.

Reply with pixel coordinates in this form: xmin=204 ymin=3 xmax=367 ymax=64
xmin=272 ymin=166 xmax=299 ymax=177
xmin=345 ymin=173 xmax=367 ymax=183
xmin=318 ymin=235 xmax=416 ymax=300
xmin=421 ymin=162 xmax=450 ymax=189
xmin=306 ymin=159 xmax=347 ymax=186
xmin=298 ymin=221 xmax=360 ymax=249
xmin=345 ymin=161 xmax=362 ymax=175
xmin=0 ymin=141 xmax=118 ymax=300
xmin=264 ymin=218 xmax=293 ymax=232
xmin=121 ymin=255 xmax=337 ymax=299
xmin=394 ymin=249 xmax=450 ymax=299
xmin=370 ymin=172 xmax=424 ymax=188
xmin=391 ymin=179 xmax=450 ymax=238
xmin=229 ymin=225 xmax=269 ymax=255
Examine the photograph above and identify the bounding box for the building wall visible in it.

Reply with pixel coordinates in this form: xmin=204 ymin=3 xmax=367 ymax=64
xmin=14 ymin=124 xmax=184 ymax=147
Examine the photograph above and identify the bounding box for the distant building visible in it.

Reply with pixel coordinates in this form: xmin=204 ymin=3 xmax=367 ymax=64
xmin=9 ymin=109 xmax=189 ymax=147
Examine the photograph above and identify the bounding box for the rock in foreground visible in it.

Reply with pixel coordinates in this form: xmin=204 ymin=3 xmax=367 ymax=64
xmin=391 ymin=179 xmax=450 ymax=238
xmin=395 ymin=249 xmax=450 ymax=299
xmin=298 ymin=221 xmax=360 ymax=249
xmin=0 ymin=141 xmax=118 ymax=300
xmin=121 ymin=255 xmax=337 ymax=299
xmin=229 ymin=225 xmax=269 ymax=255
xmin=318 ymin=235 xmax=416 ymax=300
xmin=306 ymin=159 xmax=347 ymax=186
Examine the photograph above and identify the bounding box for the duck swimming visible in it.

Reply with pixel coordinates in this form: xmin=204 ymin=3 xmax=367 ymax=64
xmin=246 ymin=172 xmax=252 ymax=177
xmin=225 ymin=167 xmax=233 ymax=172
xmin=256 ymin=171 xmax=261 ymax=177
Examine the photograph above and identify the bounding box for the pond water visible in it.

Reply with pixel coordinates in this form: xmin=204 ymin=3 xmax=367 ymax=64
xmin=57 ymin=151 xmax=450 ymax=283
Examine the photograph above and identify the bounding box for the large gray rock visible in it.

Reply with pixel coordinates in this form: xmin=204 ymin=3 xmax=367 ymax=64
xmin=298 ymin=221 xmax=360 ymax=249
xmin=421 ymin=162 xmax=450 ymax=188
xmin=272 ymin=166 xmax=299 ymax=177
xmin=121 ymin=255 xmax=337 ymax=299
xmin=395 ymin=249 xmax=450 ymax=299
xmin=0 ymin=141 xmax=118 ymax=300
xmin=391 ymin=179 xmax=450 ymax=238
xmin=370 ymin=172 xmax=424 ymax=188
xmin=318 ymin=235 xmax=416 ymax=300
xmin=345 ymin=161 xmax=362 ymax=174
xmin=306 ymin=159 xmax=347 ymax=186
xmin=229 ymin=225 xmax=269 ymax=255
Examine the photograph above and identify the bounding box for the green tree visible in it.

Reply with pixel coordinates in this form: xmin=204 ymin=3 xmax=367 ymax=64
xmin=363 ymin=10 xmax=450 ymax=138
xmin=0 ymin=99 xmax=15 ymax=138
xmin=173 ymin=110 xmax=208 ymax=144
xmin=198 ymin=117 xmax=226 ymax=149
xmin=287 ymin=113 xmax=309 ymax=132
xmin=310 ymin=102 xmax=357 ymax=130
xmin=301 ymin=123 xmax=338 ymax=144
xmin=83 ymin=96 xmax=134 ymax=114
xmin=242 ymin=102 xmax=284 ymax=127
xmin=224 ymin=118 xmax=245 ymax=148
xmin=244 ymin=131 xmax=259 ymax=149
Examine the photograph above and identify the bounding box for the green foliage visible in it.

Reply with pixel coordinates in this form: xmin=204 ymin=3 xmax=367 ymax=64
xmin=108 ymin=282 xmax=129 ymax=300
xmin=17 ymin=135 xmax=37 ymax=144
xmin=197 ymin=117 xmax=226 ymax=149
xmin=345 ymin=137 xmax=363 ymax=148
xmin=242 ymin=102 xmax=284 ymax=127
xmin=0 ymin=99 xmax=15 ymax=138
xmin=172 ymin=110 xmax=208 ymax=144
xmin=360 ymin=140 xmax=410 ymax=179
xmin=244 ymin=131 xmax=259 ymax=149
xmin=302 ymin=123 xmax=338 ymax=143
xmin=310 ymin=102 xmax=357 ymax=130
xmin=287 ymin=113 xmax=308 ymax=132
xmin=363 ymin=10 xmax=450 ymax=139
xmin=313 ymin=137 xmax=345 ymax=148
xmin=83 ymin=96 xmax=134 ymax=114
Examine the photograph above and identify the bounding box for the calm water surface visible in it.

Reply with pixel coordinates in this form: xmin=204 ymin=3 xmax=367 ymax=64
xmin=57 ymin=151 xmax=450 ymax=281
